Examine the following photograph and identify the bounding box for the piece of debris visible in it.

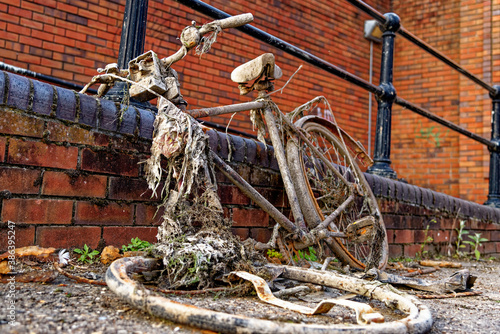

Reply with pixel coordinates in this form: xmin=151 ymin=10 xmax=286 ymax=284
xmin=273 ymin=285 xmax=311 ymax=298
xmin=416 ymin=291 xmax=483 ymax=299
xmin=58 ymin=249 xmax=71 ymax=265
xmin=419 ymin=260 xmax=462 ymax=268
xmin=107 ymin=257 xmax=433 ymax=333
xmin=231 ymin=271 xmax=385 ymax=324
xmin=100 ymin=246 xmax=122 ymax=264
xmin=0 ymin=270 xmax=59 ymax=283
xmin=387 ymin=262 xmax=407 ymax=270
xmin=53 ymin=263 xmax=106 ymax=286
xmin=0 ymin=260 xmax=10 ymax=274
xmin=123 ymin=250 xmax=148 ymax=258
xmin=365 ymin=268 xmax=476 ymax=294
xmin=402 ymin=267 xmax=438 ymax=277
xmin=0 ymin=246 xmax=58 ymax=274
xmin=145 ymin=98 xmax=260 ymax=289
xmin=0 ymin=245 xmax=56 ymax=261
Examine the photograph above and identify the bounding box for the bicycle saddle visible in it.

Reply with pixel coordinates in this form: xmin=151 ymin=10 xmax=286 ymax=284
xmin=231 ymin=53 xmax=282 ymax=83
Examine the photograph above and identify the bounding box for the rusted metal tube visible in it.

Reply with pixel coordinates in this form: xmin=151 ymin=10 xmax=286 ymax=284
xmin=210 ymin=151 xmax=304 ymax=239
xmin=314 ymin=194 xmax=355 ymax=231
xmin=186 ymin=101 xmax=265 ymax=118
xmin=263 ymin=107 xmax=307 ymax=232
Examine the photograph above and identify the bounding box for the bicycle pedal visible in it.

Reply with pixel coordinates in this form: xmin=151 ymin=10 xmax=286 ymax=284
xmin=345 ymin=216 xmax=375 ymax=243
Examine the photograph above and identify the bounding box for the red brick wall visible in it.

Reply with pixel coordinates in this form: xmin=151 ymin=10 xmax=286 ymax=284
xmin=0 ymin=72 xmax=499 ymax=257
xmin=391 ymin=0 xmax=498 ymax=203
xmin=391 ymin=1 xmax=460 ymax=197
xmin=0 ymin=0 xmax=389 ymax=154
xmin=0 ymin=78 xmax=162 ymax=249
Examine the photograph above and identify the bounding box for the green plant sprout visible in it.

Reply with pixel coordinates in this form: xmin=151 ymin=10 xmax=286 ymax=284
xmin=463 ymin=233 xmax=488 ymax=261
xmin=416 ymin=219 xmax=436 ymax=260
xmin=266 ymin=249 xmax=283 ymax=259
xmin=121 ymin=237 xmax=152 ymax=252
xmin=454 ymin=220 xmax=469 ymax=257
xmin=73 ymin=244 xmax=100 ymax=263
xmin=293 ymin=247 xmax=318 ymax=262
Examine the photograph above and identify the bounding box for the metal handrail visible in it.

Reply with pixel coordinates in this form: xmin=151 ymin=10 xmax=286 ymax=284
xmin=175 ymin=0 xmax=495 ymax=149
xmin=175 ymin=0 xmax=500 ymax=207
xmin=175 ymin=0 xmax=382 ymax=96
xmin=345 ymin=0 xmax=497 ymax=95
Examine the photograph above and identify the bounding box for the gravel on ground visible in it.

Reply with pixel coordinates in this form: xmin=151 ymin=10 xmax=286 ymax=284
xmin=1 ymin=257 xmax=499 ymax=334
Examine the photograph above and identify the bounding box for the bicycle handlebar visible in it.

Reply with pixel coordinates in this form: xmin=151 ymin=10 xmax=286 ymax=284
xmin=199 ymin=13 xmax=253 ymax=32
xmin=81 ymin=13 xmax=253 ymax=97
xmin=161 ymin=13 xmax=253 ymax=67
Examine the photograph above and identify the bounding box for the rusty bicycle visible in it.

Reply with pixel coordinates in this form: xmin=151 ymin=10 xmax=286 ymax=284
xmin=76 ymin=12 xmax=438 ymax=334
xmin=81 ymin=13 xmax=388 ymax=272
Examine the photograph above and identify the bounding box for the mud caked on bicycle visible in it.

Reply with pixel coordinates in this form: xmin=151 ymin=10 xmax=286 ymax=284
xmin=76 ymin=12 xmax=442 ymax=334
xmin=81 ymin=12 xmax=388 ymax=274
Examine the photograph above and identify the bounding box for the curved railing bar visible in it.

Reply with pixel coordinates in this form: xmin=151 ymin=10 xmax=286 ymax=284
xmin=345 ymin=0 xmax=497 ymax=95
xmin=175 ymin=0 xmax=495 ymax=149
xmin=175 ymin=0 xmax=382 ymax=97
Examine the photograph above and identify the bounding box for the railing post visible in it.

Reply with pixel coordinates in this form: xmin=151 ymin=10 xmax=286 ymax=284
xmin=485 ymin=85 xmax=500 ymax=208
xmin=367 ymin=13 xmax=400 ymax=179
xmin=105 ymin=0 xmax=149 ymax=103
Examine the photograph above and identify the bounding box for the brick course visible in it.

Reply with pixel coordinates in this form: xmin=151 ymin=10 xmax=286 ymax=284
xmin=2 ymin=0 xmax=496 ymax=203
xmin=36 ymin=226 xmax=101 ymax=249
xmin=3 ymin=198 xmax=73 ymax=225
xmin=0 ymin=72 xmax=499 ymax=260
xmin=0 ymin=167 xmax=40 ymax=194
xmin=8 ymin=138 xmax=79 ymax=169
xmin=0 ymin=0 xmax=499 ymax=258
xmin=74 ymin=201 xmax=134 ymax=226
xmin=41 ymin=171 xmax=107 ymax=198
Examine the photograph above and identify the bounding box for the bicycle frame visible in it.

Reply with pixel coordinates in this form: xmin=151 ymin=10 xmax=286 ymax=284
xmin=79 ymin=13 xmax=386 ymax=268
xmin=185 ymin=96 xmax=366 ymax=250
xmin=190 ymin=100 xmax=309 ymax=243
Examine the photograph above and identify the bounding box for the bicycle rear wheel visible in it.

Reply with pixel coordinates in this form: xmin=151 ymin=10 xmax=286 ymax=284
xmin=286 ymin=116 xmax=388 ymax=270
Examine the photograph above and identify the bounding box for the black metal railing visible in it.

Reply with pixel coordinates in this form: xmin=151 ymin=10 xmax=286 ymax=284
xmin=175 ymin=0 xmax=500 ymax=208
xmin=0 ymin=61 xmax=96 ymax=94
xmin=346 ymin=0 xmax=500 ymax=208
xmin=7 ymin=0 xmax=495 ymax=207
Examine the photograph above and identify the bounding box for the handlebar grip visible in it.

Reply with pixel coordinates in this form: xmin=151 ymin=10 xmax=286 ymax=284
xmin=215 ymin=13 xmax=253 ymax=29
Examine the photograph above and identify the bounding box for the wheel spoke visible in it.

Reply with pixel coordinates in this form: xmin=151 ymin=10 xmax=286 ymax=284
xmin=286 ymin=118 xmax=388 ymax=270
